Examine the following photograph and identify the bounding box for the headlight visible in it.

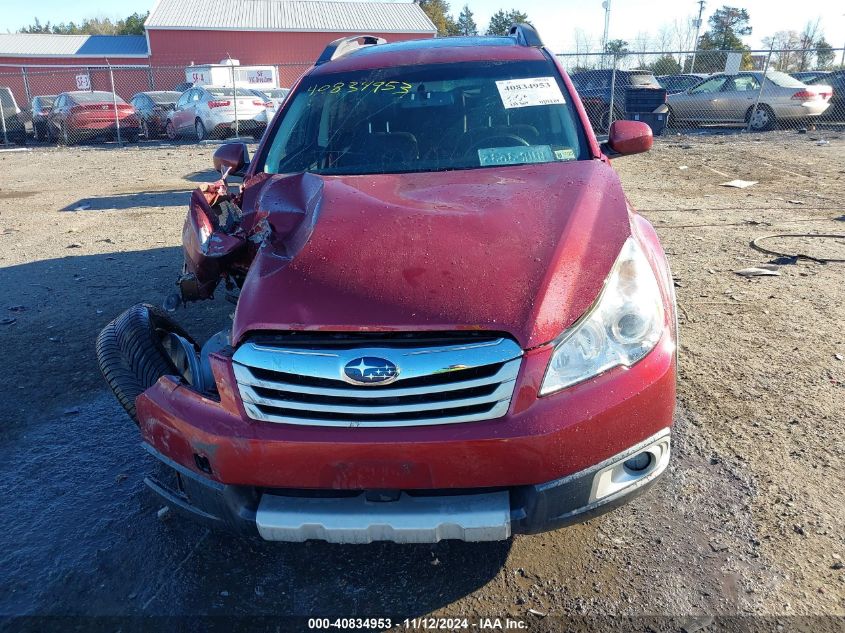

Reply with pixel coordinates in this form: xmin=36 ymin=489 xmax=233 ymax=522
xmin=540 ymin=237 xmax=665 ymax=395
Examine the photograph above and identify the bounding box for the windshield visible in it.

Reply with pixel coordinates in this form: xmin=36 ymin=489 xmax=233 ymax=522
xmin=207 ymin=87 xmax=258 ymax=97
xmin=260 ymin=60 xmax=587 ymax=176
xmin=148 ymin=92 xmax=179 ymax=104
xmin=72 ymin=92 xmax=126 ymax=104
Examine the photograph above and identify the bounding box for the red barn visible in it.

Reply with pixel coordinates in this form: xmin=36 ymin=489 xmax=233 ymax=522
xmin=144 ymin=0 xmax=437 ymax=85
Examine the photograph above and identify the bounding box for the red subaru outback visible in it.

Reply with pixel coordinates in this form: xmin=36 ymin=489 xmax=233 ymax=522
xmin=98 ymin=25 xmax=677 ymax=543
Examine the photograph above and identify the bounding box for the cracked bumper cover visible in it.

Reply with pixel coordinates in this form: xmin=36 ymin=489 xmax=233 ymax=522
xmin=136 ymin=333 xmax=675 ymax=540
xmin=143 ymin=428 xmax=670 ymax=541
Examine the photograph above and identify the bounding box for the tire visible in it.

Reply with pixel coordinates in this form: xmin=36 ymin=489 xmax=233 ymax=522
xmin=195 ymin=118 xmax=207 ymax=141
xmin=746 ymin=104 xmax=775 ymax=131
xmin=60 ymin=122 xmax=75 ymax=146
xmin=126 ymin=131 xmax=139 ymax=143
xmin=33 ymin=123 xmax=43 ymax=142
xmin=96 ymin=303 xmax=199 ymax=423
xmin=599 ymin=107 xmax=623 ymax=134
xmin=165 ymin=120 xmax=178 ymax=140
xmin=141 ymin=119 xmax=150 ymax=139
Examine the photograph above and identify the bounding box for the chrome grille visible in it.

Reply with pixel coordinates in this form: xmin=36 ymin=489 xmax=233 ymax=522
xmin=232 ymin=335 xmax=523 ymax=427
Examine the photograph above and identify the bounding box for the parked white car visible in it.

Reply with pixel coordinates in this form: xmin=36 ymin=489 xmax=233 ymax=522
xmin=165 ymin=86 xmax=272 ymax=140
xmin=667 ymin=70 xmax=832 ymax=130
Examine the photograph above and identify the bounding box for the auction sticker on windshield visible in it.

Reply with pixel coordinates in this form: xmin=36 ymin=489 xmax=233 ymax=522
xmin=495 ymin=77 xmax=565 ymax=109
xmin=478 ymin=145 xmax=554 ymax=166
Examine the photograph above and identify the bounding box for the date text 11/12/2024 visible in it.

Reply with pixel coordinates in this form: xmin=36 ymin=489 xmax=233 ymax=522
xmin=307 ymin=617 xmax=529 ymax=630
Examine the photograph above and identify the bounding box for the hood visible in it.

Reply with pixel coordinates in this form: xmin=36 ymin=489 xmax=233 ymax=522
xmin=232 ymin=161 xmax=632 ymax=349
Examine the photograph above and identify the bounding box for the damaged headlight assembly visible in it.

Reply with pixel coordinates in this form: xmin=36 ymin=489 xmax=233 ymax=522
xmin=540 ymin=237 xmax=665 ymax=395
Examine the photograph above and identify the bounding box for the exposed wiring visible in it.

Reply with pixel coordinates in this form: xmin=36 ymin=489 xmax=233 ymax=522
xmin=750 ymin=233 xmax=845 ymax=264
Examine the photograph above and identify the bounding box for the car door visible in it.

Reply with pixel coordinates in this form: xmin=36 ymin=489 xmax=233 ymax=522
xmin=48 ymin=95 xmax=65 ymax=136
xmin=670 ymin=75 xmax=728 ymax=121
xmin=717 ymin=74 xmax=760 ymax=122
xmin=173 ymin=90 xmax=192 ymax=131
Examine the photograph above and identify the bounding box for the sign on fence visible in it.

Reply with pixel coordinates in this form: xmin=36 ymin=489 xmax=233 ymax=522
xmin=724 ymin=52 xmax=742 ymax=75
xmin=75 ymin=74 xmax=90 ymax=90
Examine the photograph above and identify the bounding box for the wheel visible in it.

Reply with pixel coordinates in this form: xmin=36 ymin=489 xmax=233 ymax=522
xmin=126 ymin=131 xmax=139 ymax=143
xmin=33 ymin=123 xmax=43 ymax=142
xmin=141 ymin=119 xmax=150 ymax=139
xmin=165 ymin=120 xmax=178 ymax=140
xmin=598 ymin=107 xmax=624 ymax=134
xmin=195 ymin=118 xmax=207 ymax=141
xmin=60 ymin=122 xmax=74 ymax=146
xmin=746 ymin=104 xmax=775 ymax=131
xmin=96 ymin=303 xmax=201 ymax=423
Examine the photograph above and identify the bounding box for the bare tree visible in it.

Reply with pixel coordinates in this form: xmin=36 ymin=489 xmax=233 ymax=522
xmin=655 ymin=24 xmax=673 ymax=54
xmin=572 ymin=27 xmax=596 ymax=70
xmin=796 ymin=19 xmax=821 ymax=71
xmin=672 ymin=17 xmax=696 ymax=64
xmin=633 ymin=31 xmax=651 ymax=68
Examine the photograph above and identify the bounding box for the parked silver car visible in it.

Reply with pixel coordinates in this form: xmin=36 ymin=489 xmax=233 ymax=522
xmin=165 ymin=86 xmax=272 ymax=141
xmin=667 ymin=70 xmax=832 ymax=130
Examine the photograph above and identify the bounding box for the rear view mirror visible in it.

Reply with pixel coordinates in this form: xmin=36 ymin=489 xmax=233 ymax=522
xmin=601 ymin=120 xmax=653 ymax=157
xmin=213 ymin=142 xmax=250 ymax=177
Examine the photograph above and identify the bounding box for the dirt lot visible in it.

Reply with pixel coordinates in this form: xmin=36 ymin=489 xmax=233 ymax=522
xmin=0 ymin=132 xmax=843 ymax=629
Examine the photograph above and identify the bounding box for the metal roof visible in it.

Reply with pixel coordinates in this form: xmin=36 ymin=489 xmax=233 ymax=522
xmin=0 ymin=34 xmax=149 ymax=58
xmin=145 ymin=0 xmax=437 ymax=33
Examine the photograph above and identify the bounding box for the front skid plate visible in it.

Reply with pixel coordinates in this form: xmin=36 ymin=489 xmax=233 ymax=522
xmin=255 ymin=490 xmax=511 ymax=543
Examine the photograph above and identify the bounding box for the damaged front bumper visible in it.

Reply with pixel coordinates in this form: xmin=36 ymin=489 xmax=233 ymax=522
xmin=144 ymin=428 xmax=671 ymax=543
xmin=136 ymin=332 xmax=676 ymax=542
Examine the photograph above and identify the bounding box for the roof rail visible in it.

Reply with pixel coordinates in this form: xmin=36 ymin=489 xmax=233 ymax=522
xmin=508 ymin=23 xmax=543 ymax=48
xmin=315 ymin=35 xmax=387 ymax=66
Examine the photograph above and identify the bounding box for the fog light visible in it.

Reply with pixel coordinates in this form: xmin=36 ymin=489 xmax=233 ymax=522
xmin=623 ymin=452 xmax=652 ymax=473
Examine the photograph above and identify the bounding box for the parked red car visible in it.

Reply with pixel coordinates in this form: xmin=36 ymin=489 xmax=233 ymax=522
xmin=98 ymin=25 xmax=677 ymax=543
xmin=48 ymin=91 xmax=140 ymax=144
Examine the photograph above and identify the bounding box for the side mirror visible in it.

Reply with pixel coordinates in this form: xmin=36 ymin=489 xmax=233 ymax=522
xmin=601 ymin=120 xmax=653 ymax=158
xmin=213 ymin=142 xmax=250 ymax=177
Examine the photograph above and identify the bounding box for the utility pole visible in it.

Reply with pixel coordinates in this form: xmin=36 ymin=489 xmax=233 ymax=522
xmin=601 ymin=0 xmax=611 ymax=69
xmin=601 ymin=0 xmax=611 ymax=53
xmin=690 ymin=0 xmax=706 ymax=72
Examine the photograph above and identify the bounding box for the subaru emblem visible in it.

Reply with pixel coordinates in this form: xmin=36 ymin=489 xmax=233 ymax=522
xmin=343 ymin=357 xmax=398 ymax=385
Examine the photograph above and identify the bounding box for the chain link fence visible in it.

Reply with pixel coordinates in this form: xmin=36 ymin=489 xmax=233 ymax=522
xmin=0 ymin=49 xmax=842 ymax=146
xmin=556 ymin=47 xmax=845 ymax=137
xmin=0 ymin=61 xmax=311 ymax=146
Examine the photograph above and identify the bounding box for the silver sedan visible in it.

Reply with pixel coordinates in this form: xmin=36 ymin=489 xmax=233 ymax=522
xmin=166 ymin=86 xmax=272 ymax=141
xmin=667 ymin=70 xmax=832 ymax=130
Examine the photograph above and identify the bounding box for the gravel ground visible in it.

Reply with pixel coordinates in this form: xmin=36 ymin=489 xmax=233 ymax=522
xmin=0 ymin=132 xmax=842 ymax=630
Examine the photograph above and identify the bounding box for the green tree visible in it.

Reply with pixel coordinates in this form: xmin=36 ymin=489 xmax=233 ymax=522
xmin=18 ymin=11 xmax=148 ymax=35
xmin=486 ymin=9 xmax=529 ymax=36
xmin=695 ymin=6 xmax=752 ymax=72
xmin=604 ymin=39 xmax=629 ymax=57
xmin=118 ymin=12 xmax=149 ymax=35
xmin=815 ymin=37 xmax=835 ymax=70
xmin=19 ymin=18 xmax=52 ymax=33
xmin=418 ymin=0 xmax=459 ymax=36
xmin=648 ymin=55 xmax=682 ymax=75
xmin=455 ymin=5 xmax=478 ymax=36
xmin=698 ymin=6 xmax=751 ymax=51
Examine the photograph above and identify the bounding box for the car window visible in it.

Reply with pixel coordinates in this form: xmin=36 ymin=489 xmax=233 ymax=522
xmin=690 ymin=76 xmax=727 ymax=94
xmin=261 ymin=60 xmax=588 ymax=176
xmin=148 ymin=92 xmax=179 ymax=105
xmin=206 ymin=87 xmax=257 ymax=97
xmin=177 ymin=92 xmax=190 ymax=108
xmin=728 ymin=75 xmax=760 ymax=92
xmin=764 ymin=70 xmax=806 ymax=88
xmin=0 ymin=88 xmax=15 ymax=109
xmin=190 ymin=90 xmax=202 ymax=102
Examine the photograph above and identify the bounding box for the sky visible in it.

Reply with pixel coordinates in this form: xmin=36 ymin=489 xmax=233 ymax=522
xmin=1 ymin=0 xmax=844 ymax=54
